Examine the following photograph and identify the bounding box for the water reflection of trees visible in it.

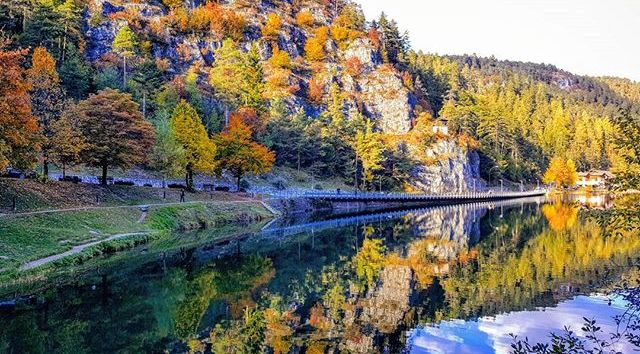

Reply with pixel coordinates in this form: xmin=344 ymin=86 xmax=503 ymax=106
xmin=3 ymin=202 xmax=639 ymax=353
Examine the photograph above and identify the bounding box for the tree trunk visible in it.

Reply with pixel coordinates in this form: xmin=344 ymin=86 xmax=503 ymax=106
xmin=122 ymin=55 xmax=127 ymax=89
xmin=236 ymin=174 xmax=241 ymax=192
xmin=43 ymin=160 xmax=49 ymax=178
xmin=354 ymin=153 xmax=359 ymax=191
xmin=142 ymin=92 xmax=147 ymax=118
xmin=62 ymin=163 xmax=66 ymax=179
xmin=297 ymin=151 xmax=301 ymax=172
xmin=224 ymin=107 xmax=230 ymax=127
xmin=186 ymin=166 xmax=194 ymax=191
xmin=101 ymin=164 xmax=108 ymax=185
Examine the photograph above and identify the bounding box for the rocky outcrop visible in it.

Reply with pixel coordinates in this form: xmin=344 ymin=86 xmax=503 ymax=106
xmin=343 ymin=265 xmax=417 ymax=353
xmin=358 ymin=66 xmax=414 ymax=134
xmin=409 ymin=140 xmax=484 ymax=193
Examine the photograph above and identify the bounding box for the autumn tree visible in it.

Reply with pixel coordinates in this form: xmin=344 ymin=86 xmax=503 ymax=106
xmin=76 ymin=89 xmax=155 ymax=185
xmin=209 ymin=39 xmax=247 ymax=122
xmin=0 ymin=40 xmax=40 ymax=171
xmin=543 ymin=156 xmax=578 ymax=188
xmin=27 ymin=46 xmax=65 ymax=177
xmin=354 ymin=120 xmax=386 ymax=190
xmin=304 ymin=26 xmax=328 ymax=62
xmin=295 ymin=10 xmax=314 ymax=28
xmin=215 ymin=114 xmax=275 ymax=190
xmin=151 ymin=119 xmax=186 ymax=187
xmin=112 ymin=25 xmax=138 ymax=88
xmin=330 ymin=3 xmax=365 ymax=49
xmin=261 ymin=13 xmax=282 ymax=40
xmin=171 ymin=100 xmax=216 ymax=190
xmin=50 ymin=104 xmax=86 ymax=179
xmin=210 ymin=40 xmax=264 ymax=121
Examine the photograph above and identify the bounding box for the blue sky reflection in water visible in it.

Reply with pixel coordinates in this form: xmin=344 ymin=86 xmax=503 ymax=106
xmin=2 ymin=197 xmax=639 ymax=353
xmin=407 ymin=295 xmax=631 ymax=354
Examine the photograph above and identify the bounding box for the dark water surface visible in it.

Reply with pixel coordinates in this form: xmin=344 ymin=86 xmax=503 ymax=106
xmin=1 ymin=197 xmax=638 ymax=353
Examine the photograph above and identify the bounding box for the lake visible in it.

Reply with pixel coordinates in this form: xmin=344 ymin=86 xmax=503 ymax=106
xmin=1 ymin=196 xmax=638 ymax=353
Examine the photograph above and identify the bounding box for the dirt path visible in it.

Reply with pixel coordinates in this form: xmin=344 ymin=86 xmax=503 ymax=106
xmin=0 ymin=200 xmax=261 ymax=219
xmin=19 ymin=232 xmax=148 ymax=271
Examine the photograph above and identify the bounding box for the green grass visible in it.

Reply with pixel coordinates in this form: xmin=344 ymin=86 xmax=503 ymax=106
xmin=0 ymin=201 xmax=272 ymax=277
xmin=0 ymin=178 xmax=253 ymax=213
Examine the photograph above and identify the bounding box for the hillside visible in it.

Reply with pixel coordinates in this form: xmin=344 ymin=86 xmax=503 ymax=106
xmin=0 ymin=0 xmax=637 ymax=192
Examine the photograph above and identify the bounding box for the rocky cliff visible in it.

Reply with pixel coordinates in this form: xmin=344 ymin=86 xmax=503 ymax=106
xmin=80 ymin=0 xmax=480 ymax=191
xmin=409 ymin=140 xmax=484 ymax=193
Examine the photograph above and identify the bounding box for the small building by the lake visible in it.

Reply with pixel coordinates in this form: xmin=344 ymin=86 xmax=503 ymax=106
xmin=576 ymin=170 xmax=615 ymax=189
xmin=432 ymin=118 xmax=449 ymax=135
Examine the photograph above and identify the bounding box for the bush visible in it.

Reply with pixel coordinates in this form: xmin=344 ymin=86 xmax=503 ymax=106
xmin=262 ymin=13 xmax=282 ymax=40
xmin=239 ymin=179 xmax=251 ymax=190
xmin=296 ymin=10 xmax=314 ymax=28
xmin=314 ymin=184 xmax=323 ymax=190
xmin=114 ymin=180 xmax=135 ymax=186
xmin=272 ymin=177 xmax=288 ymax=190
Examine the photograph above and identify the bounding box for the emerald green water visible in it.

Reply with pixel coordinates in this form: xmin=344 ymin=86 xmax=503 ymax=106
xmin=1 ymin=197 xmax=638 ymax=353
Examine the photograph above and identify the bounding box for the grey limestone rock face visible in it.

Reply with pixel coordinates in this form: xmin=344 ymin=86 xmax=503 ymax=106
xmin=409 ymin=140 xmax=484 ymax=193
xmin=358 ymin=66 xmax=413 ymax=134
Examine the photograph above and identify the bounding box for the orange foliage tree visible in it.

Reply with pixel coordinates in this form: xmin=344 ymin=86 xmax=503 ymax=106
xmin=76 ymin=89 xmax=155 ymax=185
xmin=214 ymin=115 xmax=275 ymax=190
xmin=27 ymin=46 xmax=64 ymax=176
xmin=307 ymin=76 xmax=324 ymax=104
xmin=0 ymin=41 xmax=40 ymax=171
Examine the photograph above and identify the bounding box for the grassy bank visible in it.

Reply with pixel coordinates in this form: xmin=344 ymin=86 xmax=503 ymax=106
xmin=0 ymin=184 xmax=273 ymax=281
xmin=0 ymin=178 xmax=255 ymax=214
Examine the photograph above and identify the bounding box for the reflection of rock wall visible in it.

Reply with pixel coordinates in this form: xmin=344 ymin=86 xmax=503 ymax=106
xmin=343 ymin=265 xmax=417 ymax=353
xmin=408 ymin=206 xmax=485 ymax=260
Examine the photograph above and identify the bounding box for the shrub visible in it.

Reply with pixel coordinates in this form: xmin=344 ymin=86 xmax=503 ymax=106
xmin=345 ymin=57 xmax=363 ymax=77
xmin=295 ymin=10 xmax=314 ymax=28
xmin=262 ymin=13 xmax=282 ymax=40
xmin=308 ymin=76 xmax=324 ymax=103
xmin=272 ymin=177 xmax=288 ymax=190
xmin=268 ymin=46 xmax=291 ymax=69
xmin=162 ymin=0 xmax=184 ymax=9
xmin=114 ymin=180 xmax=135 ymax=186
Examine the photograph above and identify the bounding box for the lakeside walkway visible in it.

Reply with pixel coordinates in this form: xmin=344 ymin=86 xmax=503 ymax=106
xmin=269 ymin=189 xmax=548 ymax=203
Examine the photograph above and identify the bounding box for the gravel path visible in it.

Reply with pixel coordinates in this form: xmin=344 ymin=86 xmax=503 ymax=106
xmin=19 ymin=232 xmax=148 ymax=271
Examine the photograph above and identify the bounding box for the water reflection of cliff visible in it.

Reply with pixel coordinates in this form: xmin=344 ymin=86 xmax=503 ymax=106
xmin=2 ymin=199 xmax=639 ymax=354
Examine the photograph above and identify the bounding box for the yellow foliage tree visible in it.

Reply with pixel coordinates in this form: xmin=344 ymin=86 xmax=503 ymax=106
xmin=354 ymin=120 xmax=386 ymax=190
xmin=304 ymin=27 xmax=328 ymax=62
xmin=295 ymin=10 xmax=314 ymax=28
xmin=267 ymin=46 xmax=291 ymax=69
xmin=171 ymin=100 xmax=216 ymax=190
xmin=543 ymin=156 xmax=578 ymax=188
xmin=262 ymin=13 xmax=282 ymax=40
